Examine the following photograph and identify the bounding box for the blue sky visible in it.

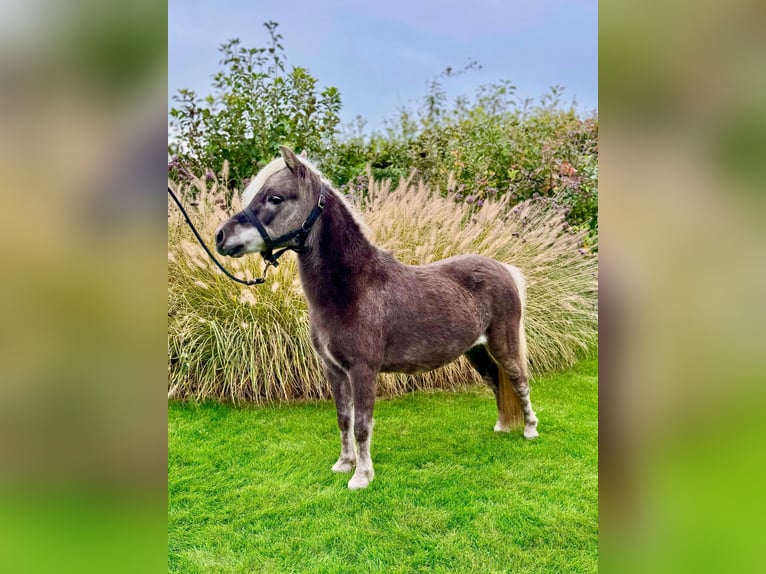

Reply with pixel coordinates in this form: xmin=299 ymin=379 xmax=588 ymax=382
xmin=169 ymin=0 xmax=597 ymax=132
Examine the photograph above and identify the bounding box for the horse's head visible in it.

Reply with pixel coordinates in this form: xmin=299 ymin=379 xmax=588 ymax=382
xmin=215 ymin=146 xmax=322 ymax=258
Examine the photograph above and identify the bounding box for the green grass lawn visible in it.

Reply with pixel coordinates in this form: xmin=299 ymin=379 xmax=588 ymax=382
xmin=168 ymin=358 xmax=597 ymax=573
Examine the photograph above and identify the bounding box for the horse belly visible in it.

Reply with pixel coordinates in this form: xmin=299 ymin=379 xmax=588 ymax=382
xmin=380 ymin=320 xmax=479 ymax=375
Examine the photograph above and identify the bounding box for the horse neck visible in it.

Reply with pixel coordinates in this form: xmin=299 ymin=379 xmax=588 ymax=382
xmin=297 ymin=189 xmax=378 ymax=306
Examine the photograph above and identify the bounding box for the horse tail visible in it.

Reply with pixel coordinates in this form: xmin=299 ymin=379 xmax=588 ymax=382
xmin=502 ymin=264 xmax=528 ymax=378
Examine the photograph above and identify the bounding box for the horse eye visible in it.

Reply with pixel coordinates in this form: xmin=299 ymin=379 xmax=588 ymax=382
xmin=268 ymin=195 xmax=284 ymax=205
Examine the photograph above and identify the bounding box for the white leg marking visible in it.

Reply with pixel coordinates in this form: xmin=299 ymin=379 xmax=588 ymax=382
xmin=520 ymin=392 xmax=539 ymax=439
xmin=523 ymin=409 xmax=539 ymax=439
xmin=332 ymin=454 xmax=356 ymax=472
xmin=524 ymin=427 xmax=539 ymax=439
xmin=348 ymin=420 xmax=374 ymax=490
xmin=494 ymin=420 xmax=511 ymax=433
xmin=332 ymin=403 xmax=356 ymax=473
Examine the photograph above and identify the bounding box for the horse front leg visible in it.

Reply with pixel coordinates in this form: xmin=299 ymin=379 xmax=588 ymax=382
xmin=323 ymin=360 xmax=356 ymax=473
xmin=347 ymin=364 xmax=377 ymax=490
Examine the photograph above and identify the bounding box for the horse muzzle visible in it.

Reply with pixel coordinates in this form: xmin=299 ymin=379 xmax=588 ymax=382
xmin=215 ymin=218 xmax=264 ymax=257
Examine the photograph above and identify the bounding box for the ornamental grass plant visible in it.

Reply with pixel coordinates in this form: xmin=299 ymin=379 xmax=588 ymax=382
xmin=168 ymin=169 xmax=597 ymax=403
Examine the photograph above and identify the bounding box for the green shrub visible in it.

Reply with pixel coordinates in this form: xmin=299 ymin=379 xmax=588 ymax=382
xmin=167 ymin=170 xmax=597 ymax=403
xmin=169 ymin=22 xmax=341 ymax=188
xmin=328 ymin=82 xmax=599 ymax=238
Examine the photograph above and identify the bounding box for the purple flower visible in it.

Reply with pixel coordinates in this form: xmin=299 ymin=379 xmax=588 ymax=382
xmin=205 ymin=171 xmax=215 ymax=181
xmin=465 ymin=195 xmax=475 ymax=204
xmin=477 ymin=199 xmax=484 ymax=207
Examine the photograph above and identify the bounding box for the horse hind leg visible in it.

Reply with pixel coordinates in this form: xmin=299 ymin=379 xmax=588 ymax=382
xmin=464 ymin=345 xmax=508 ymax=432
xmin=486 ymin=330 xmax=539 ymax=439
xmin=498 ymin=367 xmax=539 ymax=438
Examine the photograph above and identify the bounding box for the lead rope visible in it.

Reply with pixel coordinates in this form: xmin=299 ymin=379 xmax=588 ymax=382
xmin=167 ymin=186 xmax=270 ymax=286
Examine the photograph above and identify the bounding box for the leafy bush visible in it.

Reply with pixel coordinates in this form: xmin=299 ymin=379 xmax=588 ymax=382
xmin=329 ymin=81 xmax=598 ymax=238
xmin=169 ymin=22 xmax=341 ymax=188
xmin=167 ymin=171 xmax=597 ymax=403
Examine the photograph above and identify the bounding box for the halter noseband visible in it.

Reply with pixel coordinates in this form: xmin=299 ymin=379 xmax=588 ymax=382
xmin=241 ymin=192 xmax=326 ymax=266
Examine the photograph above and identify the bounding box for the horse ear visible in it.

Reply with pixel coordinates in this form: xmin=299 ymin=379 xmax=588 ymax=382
xmin=280 ymin=146 xmax=305 ymax=177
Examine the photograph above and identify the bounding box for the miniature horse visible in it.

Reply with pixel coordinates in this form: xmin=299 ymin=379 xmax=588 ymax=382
xmin=215 ymin=147 xmax=538 ymax=490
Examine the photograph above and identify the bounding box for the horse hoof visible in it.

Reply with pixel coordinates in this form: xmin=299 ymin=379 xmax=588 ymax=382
xmin=332 ymin=459 xmax=355 ymax=473
xmin=494 ymin=422 xmax=511 ymax=433
xmin=524 ymin=427 xmax=539 ymax=439
xmin=347 ymin=473 xmax=373 ymax=490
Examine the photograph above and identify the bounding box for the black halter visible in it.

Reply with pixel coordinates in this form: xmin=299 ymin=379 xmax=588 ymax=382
xmin=241 ymin=192 xmax=326 ymax=266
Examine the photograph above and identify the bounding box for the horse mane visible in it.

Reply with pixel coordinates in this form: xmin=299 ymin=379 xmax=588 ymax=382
xmin=241 ymin=154 xmax=370 ymax=237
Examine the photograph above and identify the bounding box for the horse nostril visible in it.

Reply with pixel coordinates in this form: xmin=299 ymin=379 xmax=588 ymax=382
xmin=216 ymin=229 xmax=225 ymax=246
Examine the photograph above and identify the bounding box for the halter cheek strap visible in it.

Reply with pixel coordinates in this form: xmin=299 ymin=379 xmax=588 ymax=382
xmin=242 ymin=193 xmax=326 ymax=266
